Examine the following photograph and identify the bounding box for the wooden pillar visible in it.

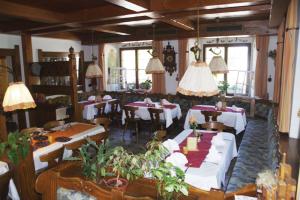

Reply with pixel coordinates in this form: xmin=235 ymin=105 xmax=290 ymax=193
xmin=0 ymin=56 xmax=8 ymax=141
xmin=98 ymin=43 xmax=105 ymax=91
xmin=68 ymin=47 xmax=79 ymax=121
xmin=78 ymin=50 xmax=85 ymax=91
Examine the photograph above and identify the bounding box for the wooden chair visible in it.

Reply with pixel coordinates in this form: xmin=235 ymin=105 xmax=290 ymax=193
xmin=201 ymin=111 xmax=222 ymax=122
xmin=200 ymin=121 xmax=228 ymax=132
xmin=20 ymin=127 xmax=43 ymax=135
xmin=123 ymin=105 xmax=140 ymax=143
xmin=153 ymin=130 xmax=167 ymax=141
xmin=0 ymin=169 xmax=12 ymax=200
xmin=64 ymin=138 xmax=87 ymax=157
xmin=39 ymin=146 xmax=64 ymax=170
xmin=108 ymin=99 xmax=122 ymax=125
xmin=91 ymin=117 xmax=111 ymax=132
xmin=87 ymin=131 xmax=108 ymax=144
xmin=95 ymin=102 xmax=106 ymax=117
xmin=43 ymin=120 xmax=64 ymax=131
xmin=148 ymin=107 xmax=165 ymax=131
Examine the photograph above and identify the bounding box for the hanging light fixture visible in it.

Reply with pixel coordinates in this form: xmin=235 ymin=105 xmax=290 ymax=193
xmin=177 ymin=10 xmax=219 ymax=97
xmin=86 ymin=31 xmax=103 ymax=78
xmin=208 ymin=39 xmax=228 ymax=74
xmin=145 ymin=24 xmax=165 ymax=74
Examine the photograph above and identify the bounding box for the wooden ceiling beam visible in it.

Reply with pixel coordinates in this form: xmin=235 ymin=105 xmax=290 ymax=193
xmin=269 ymin=0 xmax=291 ymax=27
xmin=103 ymin=0 xmax=149 ymax=12
xmin=161 ymin=19 xmax=195 ymax=31
xmin=91 ymin=25 xmax=135 ymax=35
xmin=0 ymin=1 xmax=66 ymax=23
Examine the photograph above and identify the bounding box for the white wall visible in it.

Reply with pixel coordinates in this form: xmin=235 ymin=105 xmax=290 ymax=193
xmin=267 ymin=36 xmax=277 ymax=100
xmin=163 ymin=40 xmax=179 ymax=94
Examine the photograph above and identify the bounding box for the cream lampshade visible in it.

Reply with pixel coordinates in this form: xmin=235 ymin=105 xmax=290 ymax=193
xmin=2 ymin=82 xmax=36 ymax=112
xmin=177 ymin=61 xmax=219 ymax=97
xmin=145 ymin=56 xmax=165 ymax=74
xmin=209 ymin=55 xmax=228 ymax=74
xmin=86 ymin=61 xmax=103 ymax=78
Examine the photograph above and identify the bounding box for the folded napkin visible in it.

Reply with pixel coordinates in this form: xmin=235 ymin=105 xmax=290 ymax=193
xmin=205 ymin=145 xmax=221 ymax=163
xmin=144 ymin=98 xmax=153 ymax=104
xmin=162 ymin=139 xmax=180 ymax=154
xmin=216 ymin=101 xmax=222 ymax=109
xmin=161 ymin=98 xmax=171 ymax=105
xmin=88 ymin=95 xmax=96 ymax=101
xmin=166 ymin=152 xmax=188 ymax=170
xmin=211 ymin=135 xmax=226 ymax=152
xmin=0 ymin=161 xmax=9 ymax=175
xmin=103 ymin=95 xmax=112 ymax=100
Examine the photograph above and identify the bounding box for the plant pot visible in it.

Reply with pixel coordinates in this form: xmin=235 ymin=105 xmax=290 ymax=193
xmin=105 ymin=177 xmax=128 ymax=191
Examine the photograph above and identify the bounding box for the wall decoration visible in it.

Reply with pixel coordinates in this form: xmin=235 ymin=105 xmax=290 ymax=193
xmin=163 ymin=42 xmax=177 ymax=76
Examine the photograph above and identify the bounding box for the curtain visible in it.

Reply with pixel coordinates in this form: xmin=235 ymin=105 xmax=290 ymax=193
xmin=178 ymin=39 xmax=188 ymax=81
xmin=152 ymin=41 xmax=166 ymax=94
xmin=278 ymin=0 xmax=298 ymax=133
xmin=98 ymin=44 xmax=105 ymax=91
xmin=254 ymin=35 xmax=269 ymax=99
xmin=273 ymin=20 xmax=286 ymax=103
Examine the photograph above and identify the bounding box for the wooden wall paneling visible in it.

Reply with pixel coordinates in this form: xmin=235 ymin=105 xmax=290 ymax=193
xmin=68 ymin=47 xmax=79 ymax=121
xmin=0 ymin=56 xmax=8 ymax=141
xmin=78 ymin=50 xmax=85 ymax=90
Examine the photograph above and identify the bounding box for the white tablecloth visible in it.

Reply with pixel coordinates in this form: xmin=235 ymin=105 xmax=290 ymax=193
xmin=0 ymin=161 xmax=20 ymax=200
xmin=80 ymin=99 xmax=119 ymax=120
xmin=172 ymin=129 xmax=237 ymax=190
xmin=33 ymin=122 xmax=105 ymax=171
xmin=184 ymin=105 xmax=247 ymax=134
xmin=121 ymin=101 xmax=182 ymax=128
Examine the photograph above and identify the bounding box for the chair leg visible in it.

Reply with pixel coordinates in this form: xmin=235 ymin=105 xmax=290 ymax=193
xmin=135 ymin=122 xmax=139 ymax=143
xmin=123 ymin=122 xmax=128 ymax=142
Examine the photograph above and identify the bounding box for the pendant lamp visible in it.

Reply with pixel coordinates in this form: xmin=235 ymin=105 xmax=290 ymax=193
xmin=208 ymin=40 xmax=228 ymax=74
xmin=145 ymin=24 xmax=165 ymax=74
xmin=86 ymin=31 xmax=103 ymax=78
xmin=177 ymin=11 xmax=219 ymax=97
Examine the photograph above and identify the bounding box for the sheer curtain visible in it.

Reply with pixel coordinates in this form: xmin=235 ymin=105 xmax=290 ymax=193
xmin=278 ymin=0 xmax=298 ymax=133
xmin=151 ymin=41 xmax=166 ymax=94
xmin=254 ymin=35 xmax=269 ymax=99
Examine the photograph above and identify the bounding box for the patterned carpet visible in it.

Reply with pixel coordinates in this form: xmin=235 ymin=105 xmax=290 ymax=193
xmin=107 ymin=117 xmax=277 ymax=192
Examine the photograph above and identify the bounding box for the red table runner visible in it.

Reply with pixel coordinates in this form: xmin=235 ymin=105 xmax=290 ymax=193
xmin=192 ymin=105 xmax=244 ymax=114
xmin=163 ymin=104 xmax=177 ymax=109
xmin=127 ymin=102 xmax=155 ymax=107
xmin=178 ymin=131 xmax=216 ymax=167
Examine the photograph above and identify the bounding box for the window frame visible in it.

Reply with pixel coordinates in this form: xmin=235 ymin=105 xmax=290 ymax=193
xmin=203 ymin=43 xmax=252 ymax=96
xmin=120 ymin=46 xmax=152 ymax=89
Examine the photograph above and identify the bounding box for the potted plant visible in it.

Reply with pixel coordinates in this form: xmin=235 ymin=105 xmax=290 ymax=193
xmin=0 ymin=131 xmax=30 ymax=165
xmin=140 ymin=80 xmax=152 ymax=90
xmin=152 ymin=162 xmax=189 ymax=200
xmin=218 ymin=81 xmax=229 ymax=95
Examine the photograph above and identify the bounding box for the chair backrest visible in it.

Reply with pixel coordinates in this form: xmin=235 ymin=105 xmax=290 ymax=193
xmin=87 ymin=132 xmax=108 ymax=144
xmin=91 ymin=117 xmax=111 ymax=132
xmin=108 ymin=99 xmax=120 ymax=113
xmin=148 ymin=107 xmax=163 ymax=124
xmin=20 ymin=127 xmax=43 ymax=135
xmin=64 ymin=138 xmax=87 ymax=156
xmin=39 ymin=146 xmax=64 ymax=169
xmin=154 ymin=130 xmax=166 ymax=141
xmin=123 ymin=106 xmax=138 ymax=120
xmin=201 ymin=121 xmax=226 ymax=132
xmin=95 ymin=102 xmax=106 ymax=117
xmin=201 ymin=111 xmax=222 ymax=122
xmin=43 ymin=120 xmax=64 ymax=131
xmin=0 ymin=169 xmax=12 ymax=200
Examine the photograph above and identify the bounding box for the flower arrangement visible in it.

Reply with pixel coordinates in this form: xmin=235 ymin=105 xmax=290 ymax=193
xmin=256 ymin=170 xmax=277 ymax=190
xmin=189 ymin=116 xmax=198 ymax=131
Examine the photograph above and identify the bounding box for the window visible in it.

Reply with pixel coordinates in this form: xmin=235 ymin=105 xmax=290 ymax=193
xmin=204 ymin=43 xmax=251 ymax=95
xmin=120 ymin=47 xmax=152 ymax=89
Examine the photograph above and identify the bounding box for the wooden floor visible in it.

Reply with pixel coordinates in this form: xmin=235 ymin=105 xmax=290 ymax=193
xmin=279 ymin=133 xmax=300 ymax=179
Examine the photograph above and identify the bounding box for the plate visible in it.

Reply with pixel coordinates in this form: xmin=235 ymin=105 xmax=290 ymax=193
xmin=55 ymin=137 xmax=71 ymax=142
xmin=33 ymin=135 xmax=48 ymax=141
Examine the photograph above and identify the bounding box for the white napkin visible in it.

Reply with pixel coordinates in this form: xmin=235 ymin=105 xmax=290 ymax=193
xmin=205 ymin=145 xmax=221 ymax=163
xmin=103 ymin=95 xmax=112 ymax=100
xmin=88 ymin=95 xmax=96 ymax=101
xmin=144 ymin=98 xmax=153 ymax=104
xmin=216 ymin=101 xmax=222 ymax=109
xmin=166 ymin=152 xmax=188 ymax=170
xmin=235 ymin=195 xmax=257 ymax=200
xmin=211 ymin=135 xmax=226 ymax=148
xmin=161 ymin=98 xmax=171 ymax=105
xmin=162 ymin=139 xmax=180 ymax=154
xmin=0 ymin=161 xmax=9 ymax=175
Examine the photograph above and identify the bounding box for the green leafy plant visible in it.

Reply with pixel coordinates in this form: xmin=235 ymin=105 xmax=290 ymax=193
xmin=0 ymin=132 xmax=30 ymax=165
xmin=152 ymin=162 xmax=189 ymax=200
xmin=218 ymin=81 xmax=230 ymax=94
xmin=139 ymin=80 xmax=152 ymax=90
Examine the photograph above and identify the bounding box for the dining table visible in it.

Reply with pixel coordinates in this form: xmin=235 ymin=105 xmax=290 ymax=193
xmin=79 ymin=99 xmax=120 ymax=120
xmin=0 ymin=161 xmax=20 ymax=200
xmin=32 ymin=122 xmax=105 ymax=171
xmin=184 ymin=105 xmax=247 ymax=134
xmin=168 ymin=129 xmax=238 ymax=191
xmin=122 ymin=101 xmax=182 ymax=128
